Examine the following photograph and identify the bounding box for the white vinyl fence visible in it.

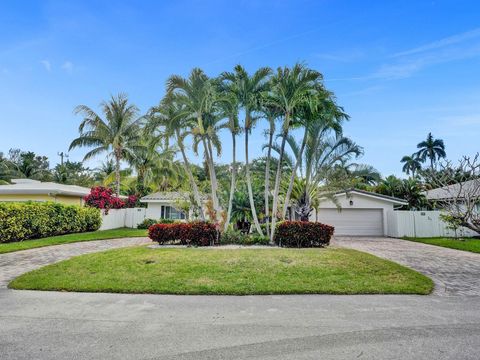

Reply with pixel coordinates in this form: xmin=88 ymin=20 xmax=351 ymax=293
xmin=100 ymin=208 xmax=148 ymax=230
xmin=387 ymin=210 xmax=478 ymax=238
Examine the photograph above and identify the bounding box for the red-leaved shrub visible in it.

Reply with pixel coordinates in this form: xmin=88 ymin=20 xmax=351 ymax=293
xmin=148 ymin=221 xmax=217 ymax=246
xmin=84 ymin=187 xmax=138 ymax=214
xmin=274 ymin=221 xmax=334 ymax=248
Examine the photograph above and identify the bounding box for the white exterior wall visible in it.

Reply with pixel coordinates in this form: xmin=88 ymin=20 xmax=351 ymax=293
xmin=311 ymin=193 xmax=397 ymax=236
xmin=387 ymin=210 xmax=479 ymax=238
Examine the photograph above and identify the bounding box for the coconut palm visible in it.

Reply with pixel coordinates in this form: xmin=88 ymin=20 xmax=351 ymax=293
xmin=166 ymin=68 xmax=222 ymax=220
xmin=221 ymin=65 xmax=272 ymax=235
xmin=415 ymin=132 xmax=446 ymax=170
xmin=400 ymin=154 xmax=422 ymax=177
xmin=69 ymin=93 xmax=144 ymax=196
xmin=267 ymin=63 xmax=323 ymax=242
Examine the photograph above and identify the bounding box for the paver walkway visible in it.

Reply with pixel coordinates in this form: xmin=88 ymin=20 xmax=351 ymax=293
xmin=0 ymin=237 xmax=150 ymax=287
xmin=333 ymin=236 xmax=480 ymax=296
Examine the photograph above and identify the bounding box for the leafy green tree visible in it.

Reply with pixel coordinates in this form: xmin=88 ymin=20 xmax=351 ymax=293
xmin=401 ymin=154 xmax=422 ymax=176
xmin=415 ymin=132 xmax=446 ymax=170
xmin=166 ymin=68 xmax=222 ymax=220
xmin=221 ymin=65 xmax=272 ymax=235
xmin=267 ymin=63 xmax=323 ymax=241
xmin=69 ymin=94 xmax=144 ymax=196
xmin=148 ymin=95 xmax=206 ymax=220
xmin=7 ymin=149 xmax=51 ymax=181
xmin=216 ymin=84 xmax=241 ymax=230
xmin=52 ymin=161 xmax=93 ymax=186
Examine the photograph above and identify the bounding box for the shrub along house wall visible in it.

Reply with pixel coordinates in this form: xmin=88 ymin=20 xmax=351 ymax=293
xmin=0 ymin=202 xmax=101 ymax=243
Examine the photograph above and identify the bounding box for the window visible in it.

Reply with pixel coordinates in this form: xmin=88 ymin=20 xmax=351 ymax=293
xmin=160 ymin=205 xmax=186 ymax=220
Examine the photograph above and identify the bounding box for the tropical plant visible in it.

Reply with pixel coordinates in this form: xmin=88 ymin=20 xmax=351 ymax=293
xmin=415 ymin=132 xmax=446 ymax=170
xmin=69 ymin=93 xmax=144 ymax=196
xmin=216 ymin=83 xmax=241 ymax=230
xmin=221 ymin=65 xmax=272 ymax=235
xmin=166 ymin=68 xmax=222 ymax=220
xmin=148 ymin=94 xmax=206 ymax=220
xmin=401 ymin=154 xmax=422 ymax=176
xmin=266 ymin=63 xmax=323 ymax=242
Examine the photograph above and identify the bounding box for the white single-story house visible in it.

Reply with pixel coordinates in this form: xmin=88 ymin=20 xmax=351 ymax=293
xmin=141 ymin=188 xmax=407 ymax=236
xmin=0 ymin=179 xmax=91 ymax=205
xmin=140 ymin=192 xmax=192 ymax=220
xmin=309 ymin=189 xmax=408 ymax=236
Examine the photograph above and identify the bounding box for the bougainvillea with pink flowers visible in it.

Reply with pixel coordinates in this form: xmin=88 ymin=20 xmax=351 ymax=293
xmin=84 ymin=186 xmax=137 ymax=213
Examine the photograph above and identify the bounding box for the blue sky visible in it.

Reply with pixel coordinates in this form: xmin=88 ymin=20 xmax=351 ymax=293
xmin=1 ymin=0 xmax=479 ymax=177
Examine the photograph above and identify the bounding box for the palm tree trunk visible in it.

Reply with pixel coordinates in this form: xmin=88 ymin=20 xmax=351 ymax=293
xmin=225 ymin=132 xmax=236 ymax=231
xmin=176 ymin=132 xmax=205 ymax=221
xmin=264 ymin=121 xmax=275 ymax=238
xmin=245 ymin=127 xmax=263 ymax=235
xmin=114 ymin=151 xmax=121 ymax=197
xmin=270 ymin=128 xmax=289 ymax=243
xmin=282 ymin=127 xmax=308 ymax=219
xmin=203 ymin=138 xmax=221 ymax=221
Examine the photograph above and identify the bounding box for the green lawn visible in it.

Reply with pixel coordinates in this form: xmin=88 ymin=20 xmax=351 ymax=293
xmin=9 ymin=247 xmax=433 ymax=295
xmin=403 ymin=237 xmax=480 ymax=253
xmin=0 ymin=228 xmax=147 ymax=254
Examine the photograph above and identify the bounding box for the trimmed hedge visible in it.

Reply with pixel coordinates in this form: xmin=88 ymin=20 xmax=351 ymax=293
xmin=274 ymin=221 xmax=334 ymax=248
xmin=0 ymin=202 xmax=101 ymax=243
xmin=148 ymin=221 xmax=217 ymax=246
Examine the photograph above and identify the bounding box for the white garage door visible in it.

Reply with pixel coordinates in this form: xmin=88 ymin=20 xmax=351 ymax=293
xmin=317 ymin=208 xmax=384 ymax=236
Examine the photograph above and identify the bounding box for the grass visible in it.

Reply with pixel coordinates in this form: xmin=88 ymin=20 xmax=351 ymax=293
xmin=0 ymin=228 xmax=147 ymax=254
xmin=9 ymin=247 xmax=434 ymax=295
xmin=402 ymin=237 xmax=480 ymax=254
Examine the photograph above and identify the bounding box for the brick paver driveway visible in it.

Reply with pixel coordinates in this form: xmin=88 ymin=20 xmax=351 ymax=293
xmin=333 ymin=236 xmax=480 ymax=296
xmin=0 ymin=237 xmax=150 ymax=288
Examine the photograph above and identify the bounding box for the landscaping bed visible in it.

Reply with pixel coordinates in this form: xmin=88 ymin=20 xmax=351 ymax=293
xmin=0 ymin=228 xmax=147 ymax=254
xmin=9 ymin=247 xmax=434 ymax=295
xmin=403 ymin=237 xmax=480 ymax=254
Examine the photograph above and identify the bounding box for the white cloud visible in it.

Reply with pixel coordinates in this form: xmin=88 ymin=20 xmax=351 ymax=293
xmin=40 ymin=60 xmax=51 ymax=72
xmin=392 ymin=27 xmax=480 ymax=58
xmin=62 ymin=61 xmax=74 ymax=73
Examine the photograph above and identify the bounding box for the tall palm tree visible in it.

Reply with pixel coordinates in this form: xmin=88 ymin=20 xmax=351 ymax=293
xmin=281 ymin=92 xmax=348 ymax=219
xmin=217 ymin=85 xmax=241 ymax=231
xmin=166 ymin=68 xmax=222 ymax=220
xmin=148 ymin=95 xmax=206 ymax=220
xmin=259 ymin=103 xmax=281 ymax=238
xmin=267 ymin=63 xmax=323 ymax=242
xmin=69 ymin=93 xmax=144 ymax=196
xmin=400 ymin=154 xmax=422 ymax=177
xmin=221 ymin=65 xmax=272 ymax=235
xmin=415 ymin=132 xmax=446 ymax=170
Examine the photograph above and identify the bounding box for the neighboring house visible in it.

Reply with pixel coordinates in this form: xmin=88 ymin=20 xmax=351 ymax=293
xmin=140 ymin=192 xmax=195 ymax=221
xmin=0 ymin=179 xmax=90 ymax=205
xmin=306 ymin=189 xmax=408 ymax=236
xmin=424 ymin=179 xmax=480 ymax=211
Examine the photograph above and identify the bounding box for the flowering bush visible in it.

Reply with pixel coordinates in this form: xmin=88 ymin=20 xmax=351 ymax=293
xmin=84 ymin=187 xmax=138 ymax=213
xmin=274 ymin=221 xmax=334 ymax=248
xmin=148 ymin=221 xmax=217 ymax=246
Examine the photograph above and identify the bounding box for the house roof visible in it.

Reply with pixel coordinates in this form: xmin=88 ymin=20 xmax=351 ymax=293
xmin=0 ymin=179 xmax=91 ymax=197
xmin=424 ymin=179 xmax=480 ymax=200
xmin=140 ymin=191 xmax=208 ymax=203
xmin=329 ymin=188 xmax=409 ymax=205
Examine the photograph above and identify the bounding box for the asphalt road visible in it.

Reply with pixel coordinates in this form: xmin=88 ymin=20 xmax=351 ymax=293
xmin=1 ymin=290 xmax=479 ymax=359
